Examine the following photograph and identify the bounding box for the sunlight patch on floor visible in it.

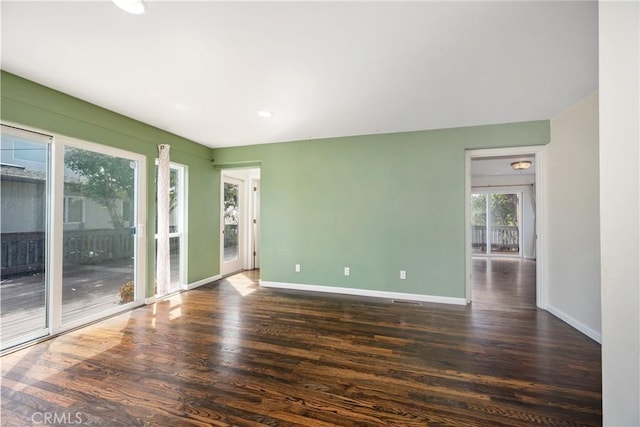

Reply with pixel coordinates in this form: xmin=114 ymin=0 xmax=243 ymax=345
xmin=227 ymin=272 xmax=258 ymax=296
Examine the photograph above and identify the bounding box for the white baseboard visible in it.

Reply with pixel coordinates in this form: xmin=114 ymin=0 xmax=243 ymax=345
xmin=144 ymin=275 xmax=220 ymax=304
xmin=259 ymin=281 xmax=467 ymax=306
xmin=546 ymin=304 xmax=602 ymax=344
xmin=187 ymin=274 xmax=221 ymax=290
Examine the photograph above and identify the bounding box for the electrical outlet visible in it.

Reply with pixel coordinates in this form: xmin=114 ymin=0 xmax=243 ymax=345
xmin=400 ymin=270 xmax=407 ymax=280
xmin=295 ymin=264 xmax=301 ymax=272
xmin=344 ymin=267 xmax=350 ymax=276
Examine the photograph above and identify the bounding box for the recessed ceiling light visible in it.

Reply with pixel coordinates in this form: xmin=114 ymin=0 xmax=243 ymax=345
xmin=113 ymin=0 xmax=147 ymax=15
xmin=257 ymin=110 xmax=273 ymax=118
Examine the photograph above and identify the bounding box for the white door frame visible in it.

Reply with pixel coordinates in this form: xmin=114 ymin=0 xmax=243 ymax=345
xmin=465 ymin=145 xmax=546 ymax=308
xmin=250 ymin=179 xmax=260 ymax=270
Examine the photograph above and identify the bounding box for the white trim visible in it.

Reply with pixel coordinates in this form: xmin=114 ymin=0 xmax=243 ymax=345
xmin=58 ymin=302 xmax=144 ymax=333
xmin=246 ymin=177 xmax=260 ymax=270
xmin=50 ymin=137 xmax=64 ymax=333
xmin=144 ymin=296 xmax=157 ymax=305
xmin=534 ymin=150 xmax=546 ymax=309
xmin=546 ymin=304 xmax=602 ymax=344
xmin=187 ymin=274 xmax=221 ymax=290
xmin=465 ymin=152 xmax=472 ymax=303
xmin=260 ymin=281 xmax=467 ymax=306
xmin=465 ymin=145 xmax=546 ymax=308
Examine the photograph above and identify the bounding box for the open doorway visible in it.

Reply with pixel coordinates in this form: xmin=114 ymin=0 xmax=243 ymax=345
xmin=465 ymin=147 xmax=545 ymax=309
xmin=220 ymin=168 xmax=261 ymax=278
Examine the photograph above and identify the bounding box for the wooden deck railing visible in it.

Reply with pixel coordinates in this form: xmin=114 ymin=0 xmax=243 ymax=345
xmin=1 ymin=229 xmax=133 ymax=278
xmin=472 ymin=225 xmax=519 ymax=252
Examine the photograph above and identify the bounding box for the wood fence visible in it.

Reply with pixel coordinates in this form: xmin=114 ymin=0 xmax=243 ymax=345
xmin=1 ymin=229 xmax=133 ymax=278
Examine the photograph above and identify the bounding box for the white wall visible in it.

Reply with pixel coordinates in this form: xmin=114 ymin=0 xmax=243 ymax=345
xmin=472 ymin=174 xmax=536 ymax=259
xmin=546 ymin=92 xmax=601 ymax=342
xmin=599 ymin=1 xmax=640 ymax=425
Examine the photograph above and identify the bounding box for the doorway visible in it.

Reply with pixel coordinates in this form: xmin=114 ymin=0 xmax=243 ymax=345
xmin=465 ymin=146 xmax=545 ymax=308
xmin=220 ymin=168 xmax=260 ymax=277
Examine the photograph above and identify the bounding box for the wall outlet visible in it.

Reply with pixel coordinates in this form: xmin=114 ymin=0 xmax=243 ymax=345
xmin=344 ymin=267 xmax=350 ymax=276
xmin=400 ymin=270 xmax=407 ymax=280
xmin=295 ymin=264 xmax=301 ymax=272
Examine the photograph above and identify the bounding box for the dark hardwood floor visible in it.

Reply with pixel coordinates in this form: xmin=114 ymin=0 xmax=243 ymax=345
xmin=471 ymin=257 xmax=537 ymax=311
xmin=1 ymin=265 xmax=601 ymax=426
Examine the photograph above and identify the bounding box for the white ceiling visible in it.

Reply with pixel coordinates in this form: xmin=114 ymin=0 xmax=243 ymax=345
xmin=471 ymin=156 xmax=535 ymax=177
xmin=1 ymin=1 xmax=598 ymax=148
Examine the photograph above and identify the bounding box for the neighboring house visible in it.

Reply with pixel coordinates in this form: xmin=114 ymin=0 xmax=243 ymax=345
xmin=1 ymin=134 xmax=133 ymax=277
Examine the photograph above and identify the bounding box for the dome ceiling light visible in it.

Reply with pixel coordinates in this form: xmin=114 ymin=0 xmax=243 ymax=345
xmin=511 ymin=160 xmax=532 ymax=171
xmin=113 ymin=0 xmax=147 ymax=15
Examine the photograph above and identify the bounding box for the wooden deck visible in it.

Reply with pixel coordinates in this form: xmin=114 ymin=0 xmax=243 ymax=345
xmin=1 ymin=256 xmax=180 ymax=343
xmin=1 ymin=262 xmax=601 ymax=426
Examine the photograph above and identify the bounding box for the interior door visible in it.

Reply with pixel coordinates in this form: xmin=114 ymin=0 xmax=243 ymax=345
xmin=222 ymin=176 xmax=244 ymax=275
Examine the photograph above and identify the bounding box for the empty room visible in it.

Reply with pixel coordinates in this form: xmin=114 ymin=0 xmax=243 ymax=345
xmin=1 ymin=1 xmax=638 ymax=426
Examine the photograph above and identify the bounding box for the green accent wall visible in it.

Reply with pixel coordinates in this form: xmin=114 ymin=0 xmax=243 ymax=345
xmin=1 ymin=71 xmax=219 ymax=295
xmin=214 ymin=122 xmax=549 ymax=298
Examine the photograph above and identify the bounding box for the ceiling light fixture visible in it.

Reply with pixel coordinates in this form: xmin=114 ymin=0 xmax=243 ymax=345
xmin=511 ymin=160 xmax=532 ymax=171
xmin=113 ymin=0 xmax=147 ymax=15
xmin=257 ymin=110 xmax=273 ymax=118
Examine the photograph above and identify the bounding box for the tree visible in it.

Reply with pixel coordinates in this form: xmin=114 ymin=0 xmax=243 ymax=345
xmin=471 ymin=194 xmax=487 ymax=225
xmin=471 ymin=193 xmax=519 ymax=226
xmin=64 ymin=148 xmax=134 ymax=229
xmin=489 ymin=193 xmax=518 ymax=226
xmin=223 ymin=183 xmax=239 ymax=248
xmin=223 ymin=183 xmax=238 ymax=225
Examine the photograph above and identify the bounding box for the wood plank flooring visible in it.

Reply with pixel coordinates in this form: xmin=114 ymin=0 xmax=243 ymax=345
xmin=471 ymin=257 xmax=537 ymax=311
xmin=1 ymin=265 xmax=601 ymax=426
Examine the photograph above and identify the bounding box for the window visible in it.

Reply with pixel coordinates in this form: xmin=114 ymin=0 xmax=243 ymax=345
xmin=12 ymin=139 xmax=47 ymax=163
xmin=155 ymin=162 xmax=186 ymax=294
xmin=63 ymin=196 xmax=84 ymax=223
xmin=121 ymin=199 xmax=132 ymax=226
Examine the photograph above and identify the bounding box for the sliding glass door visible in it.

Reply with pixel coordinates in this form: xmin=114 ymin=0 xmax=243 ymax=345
xmin=471 ymin=192 xmax=521 ymax=256
xmin=1 ymin=124 xmax=146 ymax=351
xmin=1 ymin=126 xmax=51 ymax=349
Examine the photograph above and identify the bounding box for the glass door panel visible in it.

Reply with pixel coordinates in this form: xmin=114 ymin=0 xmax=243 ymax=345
xmin=155 ymin=164 xmax=184 ymax=295
xmin=489 ymin=193 xmax=520 ymax=255
xmin=222 ymin=177 xmax=243 ymax=275
xmin=472 ymin=192 xmax=521 ymax=256
xmin=168 ymin=165 xmax=184 ymax=293
xmin=61 ymin=146 xmax=136 ymax=324
xmin=0 ymin=127 xmax=51 ymax=349
xmin=471 ymin=194 xmax=487 ymax=254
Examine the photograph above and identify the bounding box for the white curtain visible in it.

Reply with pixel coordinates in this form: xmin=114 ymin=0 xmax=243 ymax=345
xmin=157 ymin=144 xmax=171 ymax=296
